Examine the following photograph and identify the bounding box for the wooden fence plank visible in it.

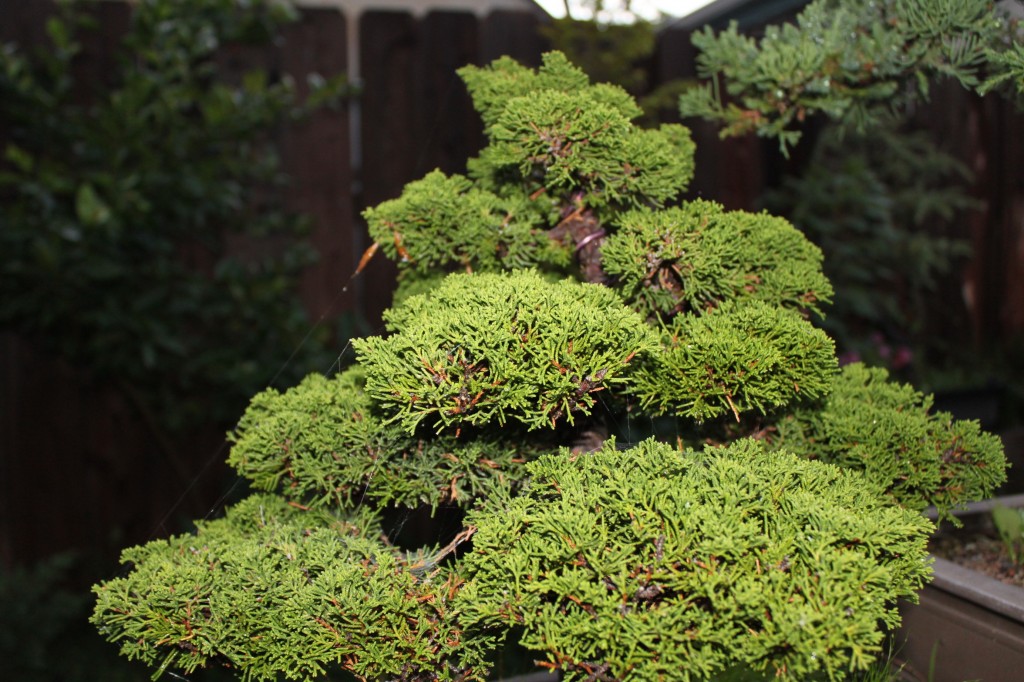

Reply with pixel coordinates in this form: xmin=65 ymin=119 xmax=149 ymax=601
xmin=357 ymin=10 xmax=419 ymax=323
xmin=480 ymin=10 xmax=549 ymax=65
xmin=278 ymin=8 xmax=355 ymax=324
xmin=415 ymin=11 xmax=482 ymax=177
xmin=654 ymin=26 xmax=764 ymax=211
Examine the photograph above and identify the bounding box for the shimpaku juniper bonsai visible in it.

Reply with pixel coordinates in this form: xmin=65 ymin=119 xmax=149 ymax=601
xmin=92 ymin=52 xmax=1008 ymax=681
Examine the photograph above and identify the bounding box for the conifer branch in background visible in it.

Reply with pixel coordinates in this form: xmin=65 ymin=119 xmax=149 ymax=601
xmin=679 ymin=0 xmax=1024 ymax=153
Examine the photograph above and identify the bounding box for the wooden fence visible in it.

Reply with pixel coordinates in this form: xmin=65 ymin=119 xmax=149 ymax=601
xmin=2 ymin=1 xmax=1022 ymax=573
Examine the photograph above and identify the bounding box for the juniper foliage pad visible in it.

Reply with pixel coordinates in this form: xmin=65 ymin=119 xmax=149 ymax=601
xmin=228 ymin=366 xmax=549 ymax=511
xmin=460 ymin=439 xmax=933 ymax=681
xmin=355 ymin=270 xmax=657 ymax=433
xmin=771 ymin=363 xmax=1008 ymax=520
xmin=602 ymin=202 xmax=834 ymax=320
xmin=92 ymin=495 xmax=493 ymax=682
xmin=93 ymin=49 xmax=1007 ymax=682
xmin=630 ymin=301 xmax=837 ymax=422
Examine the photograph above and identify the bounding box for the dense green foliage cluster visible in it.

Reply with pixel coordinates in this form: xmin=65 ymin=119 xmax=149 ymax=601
xmin=93 ymin=50 xmax=1007 ymax=682
xmin=229 ymin=365 xmax=550 ymax=512
xmin=631 ymin=301 xmax=836 ymax=422
xmin=356 ymin=270 xmax=656 ymax=432
xmin=771 ymin=363 xmax=1007 ymax=519
xmin=93 ymin=495 xmax=493 ymax=681
xmin=601 ymin=201 xmax=833 ymax=320
xmin=0 ymin=0 xmax=345 ymax=430
xmin=679 ymin=0 xmax=1024 ymax=152
xmin=461 ymin=439 xmax=933 ymax=681
xmin=367 ymin=52 xmax=696 ymax=293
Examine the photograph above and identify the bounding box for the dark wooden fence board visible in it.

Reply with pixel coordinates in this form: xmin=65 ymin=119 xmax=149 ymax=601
xmin=654 ymin=25 xmax=765 ymax=210
xmin=0 ymin=334 xmax=229 ymax=569
xmin=279 ymin=8 xmax=355 ymax=322
xmin=480 ymin=10 xmax=549 ymax=65
xmin=414 ymin=11 xmax=483 ymax=177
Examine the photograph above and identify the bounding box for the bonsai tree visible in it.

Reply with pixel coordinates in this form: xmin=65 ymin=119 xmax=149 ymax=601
xmin=92 ymin=52 xmax=1007 ymax=681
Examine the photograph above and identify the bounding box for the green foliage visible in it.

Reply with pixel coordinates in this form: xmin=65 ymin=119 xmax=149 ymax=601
xmin=631 ymin=301 xmax=837 ymax=422
xmin=980 ymin=38 xmax=1024 ymax=95
xmin=92 ymin=494 xmax=491 ymax=682
xmin=992 ymin=504 xmax=1024 ymax=565
xmin=92 ymin=50 xmax=1009 ymax=682
xmin=228 ymin=365 xmax=548 ymax=511
xmin=460 ymin=52 xmax=695 ymax=219
xmin=679 ymin=0 xmax=1022 ymax=152
xmin=772 ymin=363 xmax=1007 ymax=520
xmin=0 ymin=0 xmax=347 ymax=429
xmin=602 ymin=201 xmax=833 ymax=320
xmin=367 ymin=52 xmax=696 ymax=292
xmin=765 ymin=124 xmax=974 ymax=371
xmin=540 ymin=17 xmax=656 ymax=96
xmin=537 ymin=2 xmax=691 ymax=127
xmin=355 ymin=270 xmax=657 ymax=433
xmin=363 ymin=170 xmax=563 ymax=277
xmin=460 ymin=438 xmax=933 ymax=681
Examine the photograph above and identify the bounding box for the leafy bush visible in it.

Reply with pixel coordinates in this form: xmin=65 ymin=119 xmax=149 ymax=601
xmin=0 ymin=0 xmax=347 ymax=431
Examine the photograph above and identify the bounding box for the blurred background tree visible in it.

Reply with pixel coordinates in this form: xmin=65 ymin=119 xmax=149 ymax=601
xmin=1 ymin=0 xmax=348 ymax=436
xmin=541 ymin=0 xmax=691 ymax=124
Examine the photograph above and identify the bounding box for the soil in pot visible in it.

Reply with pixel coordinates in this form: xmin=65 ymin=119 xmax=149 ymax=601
xmin=930 ymin=512 xmax=1024 ymax=589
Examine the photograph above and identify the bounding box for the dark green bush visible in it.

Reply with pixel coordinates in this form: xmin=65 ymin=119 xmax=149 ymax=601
xmin=0 ymin=0 xmax=347 ymax=430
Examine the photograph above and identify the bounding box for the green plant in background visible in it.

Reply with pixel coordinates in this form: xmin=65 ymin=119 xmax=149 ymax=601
xmin=765 ymin=123 xmax=974 ymax=376
xmin=0 ymin=0 xmax=348 ymax=434
xmin=993 ymin=504 xmax=1024 ymax=565
xmin=91 ymin=52 xmax=1007 ymax=682
xmin=541 ymin=1 xmax=656 ymax=95
xmin=679 ymin=0 xmax=1024 ymax=153
xmin=540 ymin=0 xmax=692 ymax=126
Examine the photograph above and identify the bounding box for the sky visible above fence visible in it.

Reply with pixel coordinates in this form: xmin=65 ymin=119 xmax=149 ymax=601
xmin=535 ymin=0 xmax=714 ymax=22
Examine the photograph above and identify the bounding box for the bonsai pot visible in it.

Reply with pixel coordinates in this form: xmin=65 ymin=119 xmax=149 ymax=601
xmin=896 ymin=493 xmax=1024 ymax=682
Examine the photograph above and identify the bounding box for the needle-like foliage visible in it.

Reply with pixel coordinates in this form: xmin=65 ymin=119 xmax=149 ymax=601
xmin=460 ymin=438 xmax=933 ymax=681
xmin=679 ymin=0 xmax=1024 ymax=152
xmin=93 ymin=48 xmax=1007 ymax=682
xmin=770 ymin=363 xmax=1007 ymax=520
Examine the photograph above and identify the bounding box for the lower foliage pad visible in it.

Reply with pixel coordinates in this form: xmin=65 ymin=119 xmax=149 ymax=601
xmin=459 ymin=438 xmax=933 ymax=681
xmin=91 ymin=495 xmax=494 ymax=682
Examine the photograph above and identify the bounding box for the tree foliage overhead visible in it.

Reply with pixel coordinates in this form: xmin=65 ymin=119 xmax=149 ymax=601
xmin=92 ymin=49 xmax=1007 ymax=682
xmin=679 ymin=0 xmax=1024 ymax=152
